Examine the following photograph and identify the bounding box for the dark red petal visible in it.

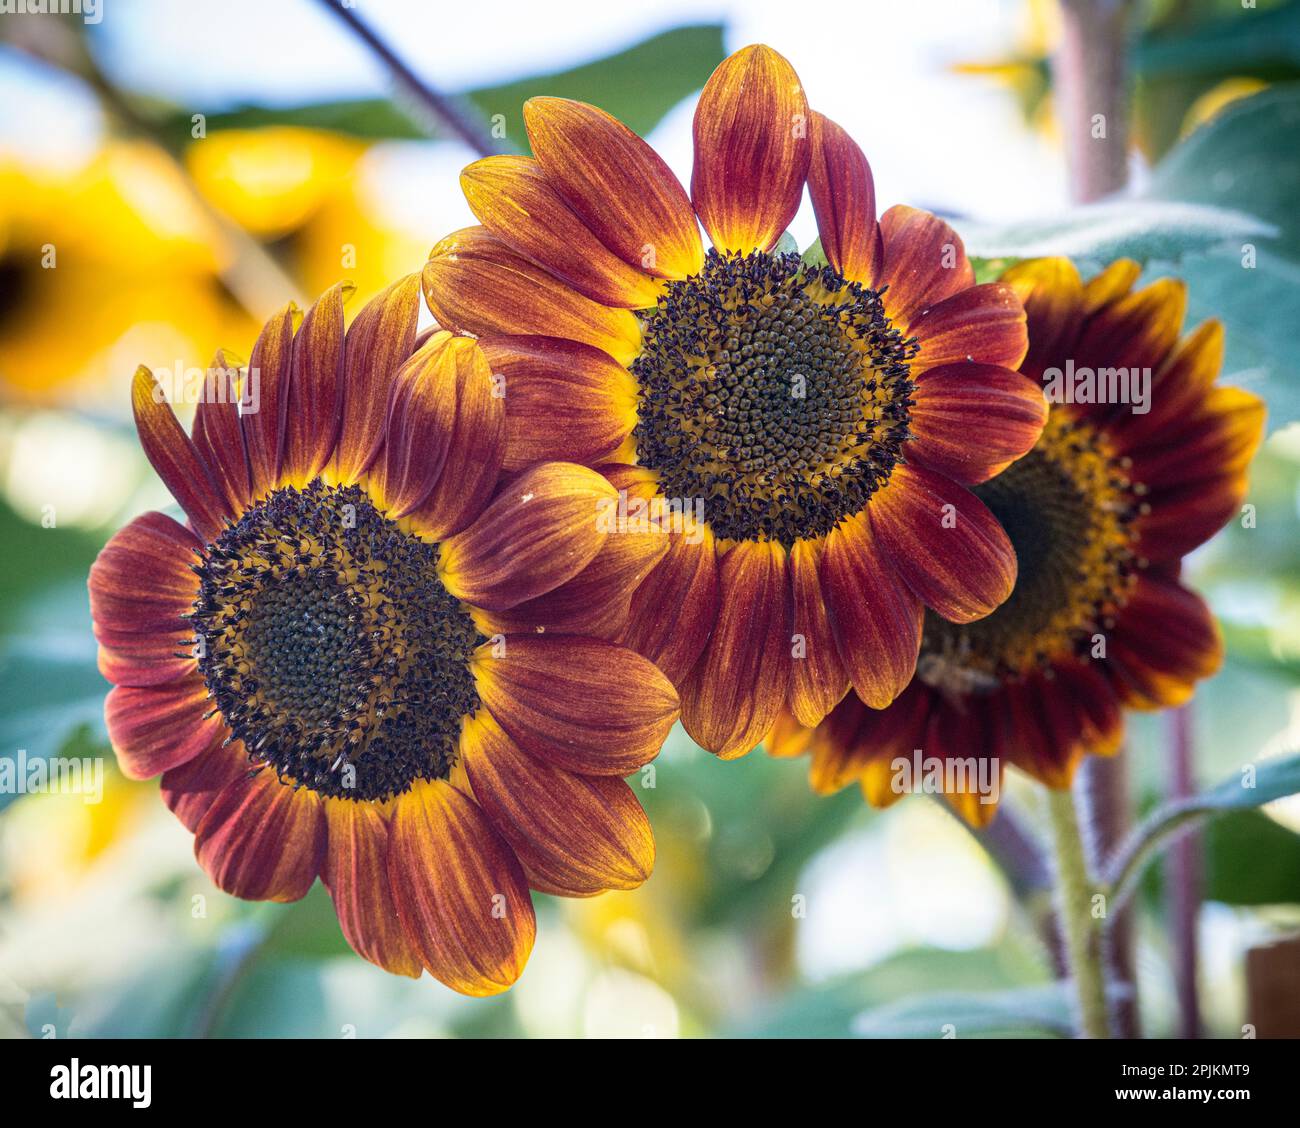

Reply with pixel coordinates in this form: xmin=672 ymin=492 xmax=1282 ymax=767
xmin=807 ymin=111 xmax=879 ymax=284
xmin=679 ymin=540 xmax=792 ymax=760
xmin=194 ymin=765 xmax=325 ymax=902
xmin=820 ymin=513 xmax=922 ymax=709
xmin=909 ymin=362 xmax=1048 ymax=484
xmin=869 ymin=462 xmax=1016 ymax=624
xmin=105 ymin=674 xmax=224 ymax=781
xmin=131 ymin=366 xmax=229 ymax=543
xmin=691 ymin=44 xmax=811 ymax=255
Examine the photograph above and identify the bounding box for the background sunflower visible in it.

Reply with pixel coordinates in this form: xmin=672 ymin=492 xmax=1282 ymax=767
xmin=4 ymin=0 xmax=1300 ymax=1041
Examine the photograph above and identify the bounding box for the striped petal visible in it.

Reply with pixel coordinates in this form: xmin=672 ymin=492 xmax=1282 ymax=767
xmin=322 ymin=799 xmax=423 ymax=978
xmin=807 ymin=111 xmax=879 ymax=284
xmin=423 ymin=227 xmax=641 ymax=366
xmin=691 ymin=44 xmax=809 ymax=255
xmin=105 ymin=672 xmax=223 ymax=780
xmin=471 ymin=635 xmax=678 ymax=776
xmin=382 ymin=333 xmax=505 ymax=540
xmin=679 ymin=539 xmax=791 ymax=760
xmin=242 ymin=301 xmax=297 ymax=500
xmin=388 ymin=778 xmax=535 ymax=996
xmin=618 ymin=523 xmax=721 ymax=687
xmin=820 ymin=513 xmax=922 ymax=709
xmin=89 ymin=511 xmax=201 ymax=679
xmin=1105 ymin=575 xmax=1222 ymax=709
xmin=524 ymin=97 xmax=703 ymax=280
xmin=191 ymin=349 xmax=253 ymax=514
xmin=194 ymin=765 xmax=326 ymax=902
xmin=909 ymin=362 xmax=1048 ymax=484
xmin=439 ymin=462 xmax=615 ymax=612
xmin=788 ymin=537 xmax=851 ymax=727
xmin=461 ymin=155 xmax=662 ymax=307
xmin=1000 ymin=257 xmax=1085 ymax=381
xmin=875 ymin=205 xmax=975 ymax=329
xmin=478 ymin=335 xmax=638 ymax=473
xmin=476 ymin=525 xmax=668 ymax=641
xmin=909 ymin=283 xmax=1028 ymax=375
xmin=284 ymin=282 xmax=350 ymax=486
xmin=462 ymin=711 xmax=654 ymax=897
xmin=335 ymin=274 xmax=421 ymax=483
xmin=131 ymin=366 xmax=229 ymax=543
xmin=869 ymin=462 xmax=1016 ymax=624
xmin=161 ymin=737 xmax=249 ymax=833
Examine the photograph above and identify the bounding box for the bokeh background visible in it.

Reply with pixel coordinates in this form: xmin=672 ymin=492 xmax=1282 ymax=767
xmin=2 ymin=0 xmax=1299 ymax=1038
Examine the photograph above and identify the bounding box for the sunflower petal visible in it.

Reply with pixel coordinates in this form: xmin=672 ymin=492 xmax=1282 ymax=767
xmin=388 ymin=779 xmax=535 ymax=996
xmin=478 ymin=335 xmax=638 ymax=473
xmin=999 ymin=257 xmax=1085 ymax=381
xmin=462 ymin=711 xmax=654 ymax=896
xmin=423 ymin=226 xmax=641 ymax=366
xmin=680 ymin=539 xmax=791 ymax=759
xmin=524 ymin=97 xmax=703 ymax=279
xmin=820 ymin=513 xmax=922 ymax=709
xmin=383 ymin=333 xmax=505 ymax=539
xmin=284 ymin=282 xmax=350 ymax=485
xmin=869 ymin=462 xmax=1016 ymax=623
xmin=194 ymin=766 xmax=325 ymax=902
xmin=909 ymin=362 xmax=1048 ymax=484
xmin=322 ymin=799 xmax=423 ymax=978
xmin=131 ymin=366 xmax=229 ymax=543
xmin=439 ymin=462 xmax=615 ymax=611
xmin=788 ymin=537 xmax=851 ymax=727
xmin=472 ymin=635 xmax=678 ymax=776
xmin=691 ymin=44 xmax=810 ymax=254
xmin=192 ymin=349 xmax=253 ymax=514
xmin=875 ymin=205 xmax=974 ymax=329
xmin=910 ymin=283 xmax=1028 ymax=374
xmin=618 ymin=524 xmax=720 ymax=687
xmin=335 ymin=274 xmax=421 ymax=483
xmin=461 ymin=155 xmax=662 ymax=307
xmin=105 ymin=673 xmax=224 ymax=780
xmin=807 ymin=111 xmax=879 ymax=284
xmin=242 ymin=301 xmax=297 ymax=499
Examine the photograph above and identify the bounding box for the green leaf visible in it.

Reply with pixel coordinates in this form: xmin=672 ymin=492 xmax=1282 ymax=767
xmin=1146 ymin=85 xmax=1300 ymax=251
xmin=1136 ymin=3 xmax=1300 ymax=84
xmin=161 ymin=24 xmax=724 ymax=148
xmin=954 ymin=201 xmax=1271 ymax=267
xmin=850 ymin=983 xmax=1072 ymax=1039
xmin=1105 ymin=752 xmax=1300 ymax=906
xmin=1204 ymin=810 xmax=1300 ymax=906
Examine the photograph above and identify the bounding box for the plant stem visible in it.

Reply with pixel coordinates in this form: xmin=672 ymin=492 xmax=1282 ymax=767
xmin=1054 ymin=0 xmax=1134 ymax=202
xmin=315 ymin=0 xmax=503 ymax=157
xmin=1168 ymin=702 xmax=1202 ymax=1038
xmin=1046 ymin=784 xmax=1111 ymax=1038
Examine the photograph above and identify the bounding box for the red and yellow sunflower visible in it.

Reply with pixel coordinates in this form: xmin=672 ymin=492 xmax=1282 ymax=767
xmin=768 ymin=256 xmax=1266 ymax=825
xmin=88 ymin=278 xmax=680 ymax=995
xmin=423 ymin=44 xmax=1049 ymax=760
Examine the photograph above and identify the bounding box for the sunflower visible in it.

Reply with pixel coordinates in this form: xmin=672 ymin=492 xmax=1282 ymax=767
xmin=88 ymin=278 xmax=680 ymax=995
xmin=422 ymin=43 xmax=1049 ymax=760
xmin=767 ymin=256 xmax=1266 ymax=826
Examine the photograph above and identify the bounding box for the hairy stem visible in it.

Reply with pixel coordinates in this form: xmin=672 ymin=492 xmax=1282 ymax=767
xmin=1046 ymin=785 xmax=1111 ymax=1038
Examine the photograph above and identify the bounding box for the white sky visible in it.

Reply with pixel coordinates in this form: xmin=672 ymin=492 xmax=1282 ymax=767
xmin=1 ymin=0 xmax=1067 ymax=243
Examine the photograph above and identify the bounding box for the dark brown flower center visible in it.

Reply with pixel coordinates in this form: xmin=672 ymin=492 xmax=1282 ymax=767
xmin=918 ymin=412 xmax=1142 ymax=692
xmin=632 ymin=249 xmax=915 ymax=546
xmin=190 ymin=481 xmax=482 ymax=800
